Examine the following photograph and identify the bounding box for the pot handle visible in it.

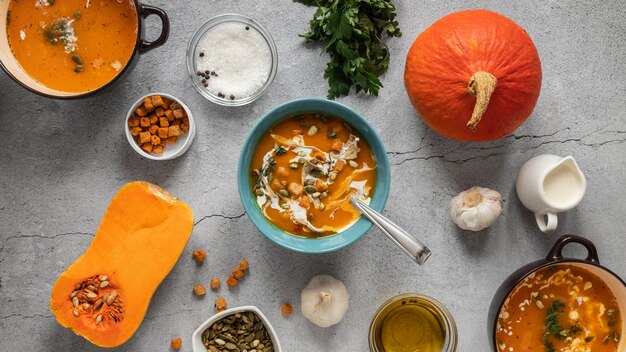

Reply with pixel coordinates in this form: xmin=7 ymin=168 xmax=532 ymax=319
xmin=138 ymin=5 xmax=170 ymax=54
xmin=546 ymin=235 xmax=600 ymax=264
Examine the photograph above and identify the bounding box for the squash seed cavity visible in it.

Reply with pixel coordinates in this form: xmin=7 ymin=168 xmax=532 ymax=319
xmin=68 ymin=274 xmax=125 ymax=324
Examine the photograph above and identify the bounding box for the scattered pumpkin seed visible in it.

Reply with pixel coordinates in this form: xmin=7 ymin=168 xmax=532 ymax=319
xmin=289 ymin=163 xmax=299 ymax=169
xmin=74 ymin=65 xmax=84 ymax=73
xmin=307 ymin=125 xmax=318 ymax=136
xmin=278 ymin=189 xmax=289 ymax=197
xmin=348 ymin=160 xmax=359 ymax=168
xmin=71 ymin=54 xmax=83 ymax=65
xmin=311 ymin=192 xmax=321 ymax=198
xmin=330 ymin=173 xmax=338 ymax=181
xmin=304 ymin=185 xmax=316 ymax=194
xmin=255 ymin=189 xmax=264 ymax=197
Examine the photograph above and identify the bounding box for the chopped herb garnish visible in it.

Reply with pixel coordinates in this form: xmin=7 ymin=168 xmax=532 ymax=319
xmin=73 ymin=11 xmax=82 ymax=20
xmin=545 ymin=300 xmax=565 ymax=336
xmin=543 ymin=340 xmax=555 ymax=352
xmin=48 ymin=0 xmax=55 ymax=5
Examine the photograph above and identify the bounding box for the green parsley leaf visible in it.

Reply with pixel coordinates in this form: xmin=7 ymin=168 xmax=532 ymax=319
xmin=294 ymin=0 xmax=401 ymax=99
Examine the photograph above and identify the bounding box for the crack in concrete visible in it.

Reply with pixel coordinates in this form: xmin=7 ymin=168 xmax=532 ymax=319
xmin=394 ymin=152 xmax=506 ymax=167
xmin=0 ymin=313 xmax=53 ymax=320
xmin=390 ymin=128 xmax=626 ymax=167
xmin=0 ymin=232 xmax=93 ymax=258
xmin=194 ymin=212 xmax=247 ymax=226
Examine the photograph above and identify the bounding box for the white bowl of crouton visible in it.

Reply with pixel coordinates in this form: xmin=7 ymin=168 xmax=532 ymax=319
xmin=125 ymin=93 xmax=196 ymax=160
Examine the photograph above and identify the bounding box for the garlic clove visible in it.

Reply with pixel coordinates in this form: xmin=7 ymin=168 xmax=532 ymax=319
xmin=301 ymin=275 xmax=349 ymax=328
xmin=450 ymin=186 xmax=503 ymax=231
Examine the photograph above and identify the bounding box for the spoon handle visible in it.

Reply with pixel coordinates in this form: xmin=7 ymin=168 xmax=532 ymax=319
xmin=350 ymin=196 xmax=431 ymax=265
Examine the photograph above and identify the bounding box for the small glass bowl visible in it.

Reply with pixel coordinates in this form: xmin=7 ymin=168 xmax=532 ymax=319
xmin=369 ymin=293 xmax=458 ymax=352
xmin=186 ymin=14 xmax=278 ymax=107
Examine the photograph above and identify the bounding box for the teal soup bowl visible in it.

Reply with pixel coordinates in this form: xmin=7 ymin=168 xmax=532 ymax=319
xmin=237 ymin=98 xmax=391 ymax=253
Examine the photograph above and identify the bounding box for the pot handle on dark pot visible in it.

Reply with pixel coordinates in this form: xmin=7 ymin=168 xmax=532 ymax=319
xmin=138 ymin=5 xmax=170 ymax=53
xmin=546 ymin=235 xmax=600 ymax=264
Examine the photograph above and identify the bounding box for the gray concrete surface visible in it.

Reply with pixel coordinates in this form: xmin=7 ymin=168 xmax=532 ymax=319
xmin=1 ymin=0 xmax=625 ymax=351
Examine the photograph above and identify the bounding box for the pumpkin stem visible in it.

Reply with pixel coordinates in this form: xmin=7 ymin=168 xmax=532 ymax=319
xmin=467 ymin=71 xmax=497 ymax=131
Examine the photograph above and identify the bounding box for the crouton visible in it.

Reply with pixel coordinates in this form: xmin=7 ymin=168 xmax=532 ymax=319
xmin=139 ymin=132 xmax=151 ymax=144
xmin=168 ymin=125 xmax=182 ymax=137
xmin=180 ymin=123 xmax=189 ymax=133
xmin=165 ymin=109 xmax=175 ymax=122
xmin=148 ymin=125 xmax=158 ymax=135
xmin=130 ymin=127 xmax=143 ymax=136
xmin=139 ymin=117 xmax=150 ymax=128
xmin=157 ymin=127 xmax=169 ymax=139
xmin=143 ymin=97 xmax=154 ymax=112
xmin=172 ymin=108 xmax=185 ymax=119
xmin=155 ymin=107 xmax=165 ymax=117
xmin=159 ymin=117 xmax=169 ymax=128
xmin=166 ymin=136 xmax=177 ymax=144
xmin=151 ymin=135 xmax=161 ymax=145
xmin=152 ymin=144 xmax=164 ymax=154
xmin=142 ymin=143 xmax=153 ymax=153
xmin=149 ymin=114 xmax=158 ymax=125
xmin=151 ymin=95 xmax=164 ymax=107
xmin=128 ymin=116 xmax=140 ymax=127
xmin=134 ymin=106 xmax=147 ymax=117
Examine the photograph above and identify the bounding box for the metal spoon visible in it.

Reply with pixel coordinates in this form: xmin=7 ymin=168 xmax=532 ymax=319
xmin=350 ymin=196 xmax=431 ymax=265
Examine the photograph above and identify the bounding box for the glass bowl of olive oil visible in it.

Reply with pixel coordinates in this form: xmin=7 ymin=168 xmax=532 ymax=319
xmin=369 ymin=294 xmax=458 ymax=352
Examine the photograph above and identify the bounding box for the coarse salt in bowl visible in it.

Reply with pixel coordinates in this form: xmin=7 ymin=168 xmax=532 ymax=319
xmin=186 ymin=14 xmax=278 ymax=106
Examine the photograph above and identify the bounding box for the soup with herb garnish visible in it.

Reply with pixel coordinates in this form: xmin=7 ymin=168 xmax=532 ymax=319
xmin=496 ymin=264 xmax=622 ymax=352
xmin=6 ymin=0 xmax=137 ymax=92
xmin=250 ymin=113 xmax=377 ymax=238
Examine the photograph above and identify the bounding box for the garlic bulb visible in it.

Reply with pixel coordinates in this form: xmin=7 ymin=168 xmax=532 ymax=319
xmin=450 ymin=186 xmax=503 ymax=231
xmin=301 ymin=275 xmax=349 ymax=327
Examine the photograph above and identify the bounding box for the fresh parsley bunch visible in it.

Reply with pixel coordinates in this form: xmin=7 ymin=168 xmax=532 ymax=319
xmin=295 ymin=0 xmax=401 ymax=99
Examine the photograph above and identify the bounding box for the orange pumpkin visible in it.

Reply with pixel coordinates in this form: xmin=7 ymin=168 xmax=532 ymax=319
xmin=404 ymin=10 xmax=542 ymax=141
xmin=49 ymin=182 xmax=194 ymax=347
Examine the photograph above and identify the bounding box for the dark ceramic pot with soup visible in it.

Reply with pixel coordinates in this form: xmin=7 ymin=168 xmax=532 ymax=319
xmin=489 ymin=235 xmax=626 ymax=352
xmin=0 ymin=0 xmax=169 ymax=98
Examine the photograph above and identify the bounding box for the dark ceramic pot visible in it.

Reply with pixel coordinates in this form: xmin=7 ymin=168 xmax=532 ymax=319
xmin=0 ymin=0 xmax=169 ymax=98
xmin=488 ymin=234 xmax=626 ymax=351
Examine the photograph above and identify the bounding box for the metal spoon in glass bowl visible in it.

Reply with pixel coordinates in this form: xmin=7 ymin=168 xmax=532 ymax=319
xmin=350 ymin=196 xmax=431 ymax=265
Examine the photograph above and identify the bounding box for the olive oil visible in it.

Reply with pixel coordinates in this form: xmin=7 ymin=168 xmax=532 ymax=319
xmin=370 ymin=294 xmax=456 ymax=352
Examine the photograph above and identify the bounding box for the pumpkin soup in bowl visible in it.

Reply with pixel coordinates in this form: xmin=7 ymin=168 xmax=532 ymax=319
xmin=496 ymin=264 xmax=622 ymax=352
xmin=0 ymin=0 xmax=169 ymax=97
xmin=250 ymin=113 xmax=377 ymax=238
xmin=238 ymin=98 xmax=391 ymax=254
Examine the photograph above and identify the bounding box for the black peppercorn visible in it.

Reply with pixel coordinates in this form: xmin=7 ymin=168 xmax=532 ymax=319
xmin=210 ymin=71 xmax=216 ymax=76
xmin=230 ymin=95 xmax=235 ymax=100
xmin=205 ymin=70 xmax=210 ymax=75
xmin=245 ymin=26 xmax=249 ymax=30
xmin=201 ymin=79 xmax=206 ymax=84
xmin=199 ymin=52 xmax=205 ymax=57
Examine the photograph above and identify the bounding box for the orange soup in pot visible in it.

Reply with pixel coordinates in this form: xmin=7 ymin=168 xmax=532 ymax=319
xmin=250 ymin=113 xmax=377 ymax=238
xmin=6 ymin=0 xmax=137 ymax=92
xmin=496 ymin=264 xmax=622 ymax=352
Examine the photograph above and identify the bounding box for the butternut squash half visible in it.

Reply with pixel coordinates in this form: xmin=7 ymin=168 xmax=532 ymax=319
xmin=50 ymin=182 xmax=194 ymax=347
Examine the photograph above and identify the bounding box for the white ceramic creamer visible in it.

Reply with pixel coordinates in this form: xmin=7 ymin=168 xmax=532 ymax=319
xmin=516 ymin=155 xmax=586 ymax=233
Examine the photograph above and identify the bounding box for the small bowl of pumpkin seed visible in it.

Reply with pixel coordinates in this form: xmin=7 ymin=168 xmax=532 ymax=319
xmin=191 ymin=306 xmax=281 ymax=352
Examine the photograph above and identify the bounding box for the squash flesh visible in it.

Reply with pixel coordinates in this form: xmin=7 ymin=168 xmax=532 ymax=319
xmin=50 ymin=182 xmax=194 ymax=347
